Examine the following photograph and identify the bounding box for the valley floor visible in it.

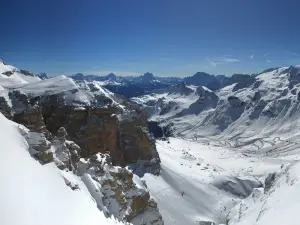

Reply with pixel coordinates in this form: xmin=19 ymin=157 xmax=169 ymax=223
xmin=143 ymin=137 xmax=293 ymax=225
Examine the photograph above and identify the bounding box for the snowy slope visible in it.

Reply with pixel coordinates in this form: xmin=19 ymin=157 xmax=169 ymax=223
xmin=132 ymin=82 xmax=203 ymax=121
xmin=132 ymin=66 xmax=300 ymax=140
xmin=0 ymin=113 xmax=124 ymax=225
xmin=0 ymin=61 xmax=124 ymax=110
xmin=228 ymin=161 xmax=300 ymax=225
xmin=7 ymin=75 xmax=125 ymax=109
xmin=3 ymin=60 xmax=300 ymax=225
xmin=143 ymin=138 xmax=283 ymax=225
xmin=0 ymin=61 xmax=40 ymax=88
xmin=132 ymin=66 xmax=300 ymax=225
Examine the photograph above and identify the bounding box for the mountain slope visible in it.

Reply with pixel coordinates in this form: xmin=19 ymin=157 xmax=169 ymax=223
xmin=0 ymin=61 xmax=41 ymax=88
xmin=143 ymin=138 xmax=283 ymax=225
xmin=131 ymin=65 xmax=300 ymax=224
xmin=0 ymin=61 xmax=163 ymax=225
xmin=0 ymin=113 xmax=124 ymax=225
xmin=132 ymin=66 xmax=300 ymax=140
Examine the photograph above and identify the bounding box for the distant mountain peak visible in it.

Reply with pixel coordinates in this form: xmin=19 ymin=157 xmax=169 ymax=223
xmin=105 ymin=72 xmax=117 ymax=81
xmin=192 ymin=72 xmax=211 ymax=77
xmin=142 ymin=72 xmax=155 ymax=78
xmin=140 ymin=72 xmax=155 ymax=82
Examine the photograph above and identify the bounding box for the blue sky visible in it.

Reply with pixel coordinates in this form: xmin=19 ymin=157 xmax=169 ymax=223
xmin=1 ymin=0 xmax=300 ymax=77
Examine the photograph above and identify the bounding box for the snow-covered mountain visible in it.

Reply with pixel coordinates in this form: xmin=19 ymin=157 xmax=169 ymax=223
xmin=131 ymin=65 xmax=300 ymax=225
xmin=70 ymin=71 xmax=233 ymax=98
xmin=0 ymin=112 xmax=127 ymax=225
xmin=132 ymin=66 xmax=300 ymax=139
xmin=0 ymin=61 xmax=163 ymax=225
xmin=0 ymin=60 xmax=41 ymax=88
xmin=3 ymin=60 xmax=300 ymax=225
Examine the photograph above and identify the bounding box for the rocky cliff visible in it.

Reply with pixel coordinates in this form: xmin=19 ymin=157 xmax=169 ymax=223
xmin=3 ymin=76 xmax=160 ymax=170
xmin=0 ymin=62 xmax=163 ymax=224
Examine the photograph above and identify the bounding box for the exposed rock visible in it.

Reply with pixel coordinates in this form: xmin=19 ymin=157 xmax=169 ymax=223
xmin=9 ymin=90 xmax=30 ymax=113
xmin=35 ymin=150 xmax=54 ymax=164
xmin=51 ymin=127 xmax=81 ymax=171
xmin=198 ymin=221 xmax=215 ymax=225
xmin=168 ymin=82 xmax=193 ymax=96
xmin=1 ymin=70 xmax=13 ymax=76
xmin=6 ymin=79 xmax=160 ymax=175
xmin=36 ymin=72 xmax=48 ymax=80
xmin=1 ymin=61 xmax=163 ymax=224
xmin=249 ymin=100 xmax=267 ymax=120
xmin=227 ymin=96 xmax=246 ymax=108
xmin=252 ymin=91 xmax=261 ymax=101
xmin=56 ymin=127 xmax=68 ymax=141
xmin=39 ymin=94 xmax=159 ymax=169
xmin=259 ymin=67 xmax=278 ymax=74
xmin=119 ymin=117 xmax=156 ymax=164
xmin=183 ymin=72 xmax=223 ymax=91
xmin=13 ymin=106 xmax=45 ymax=131
xmin=225 ymin=74 xmax=256 ymax=92
xmin=18 ymin=126 xmax=52 ymax=164
xmin=0 ymin=96 xmax=13 ymax=119
xmin=140 ymin=72 xmax=155 ymax=83
xmin=78 ymin=153 xmax=164 ymax=225
xmin=19 ymin=69 xmax=35 ymax=76
xmin=159 ymin=101 xmax=177 ymax=115
xmin=264 ymin=172 xmax=277 ymax=193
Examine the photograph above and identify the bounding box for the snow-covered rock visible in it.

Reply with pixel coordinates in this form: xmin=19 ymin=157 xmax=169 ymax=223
xmin=78 ymin=154 xmax=164 ymax=224
xmin=0 ymin=62 xmax=160 ymax=171
xmin=0 ymin=113 xmax=124 ymax=225
xmin=132 ymin=66 xmax=300 ymax=140
xmin=0 ymin=61 xmax=163 ymax=224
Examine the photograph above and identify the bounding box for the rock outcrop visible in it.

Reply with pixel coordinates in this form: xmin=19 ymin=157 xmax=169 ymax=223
xmin=0 ymin=96 xmax=13 ymax=119
xmin=78 ymin=153 xmax=164 ymax=225
xmin=0 ymin=62 xmax=163 ymax=224
xmin=18 ymin=122 xmax=164 ymax=224
xmin=4 ymin=78 xmax=160 ymax=173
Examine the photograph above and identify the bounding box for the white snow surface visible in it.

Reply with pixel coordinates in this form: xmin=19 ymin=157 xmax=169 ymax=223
xmin=0 ymin=113 xmax=124 ymax=225
xmin=14 ymin=76 xmax=125 ymax=108
xmin=3 ymin=61 xmax=300 ymax=225
xmin=0 ymin=61 xmax=125 ymax=109
xmin=144 ymin=137 xmax=300 ymax=225
xmin=0 ymin=61 xmax=41 ymax=88
xmin=132 ymin=67 xmax=300 ymax=139
xmin=134 ymin=68 xmax=300 ymax=224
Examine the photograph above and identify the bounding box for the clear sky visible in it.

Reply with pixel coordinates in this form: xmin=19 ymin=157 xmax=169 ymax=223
xmin=1 ymin=0 xmax=300 ymax=77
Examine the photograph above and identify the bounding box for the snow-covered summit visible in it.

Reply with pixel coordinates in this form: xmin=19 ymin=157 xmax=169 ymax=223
xmin=0 ymin=61 xmax=41 ymax=88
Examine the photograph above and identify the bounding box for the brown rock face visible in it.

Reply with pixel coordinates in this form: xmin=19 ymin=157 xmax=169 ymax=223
xmin=41 ymin=105 xmax=122 ymax=164
xmin=79 ymin=154 xmax=163 ymax=224
xmin=39 ymin=94 xmax=157 ymax=167
xmin=13 ymin=107 xmax=45 ymax=131
xmin=6 ymin=83 xmax=159 ymax=171
xmin=120 ymin=119 xmax=155 ymax=163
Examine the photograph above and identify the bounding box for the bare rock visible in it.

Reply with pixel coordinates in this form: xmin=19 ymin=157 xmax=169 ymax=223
xmin=78 ymin=153 xmax=163 ymax=225
xmin=0 ymin=96 xmax=13 ymax=119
